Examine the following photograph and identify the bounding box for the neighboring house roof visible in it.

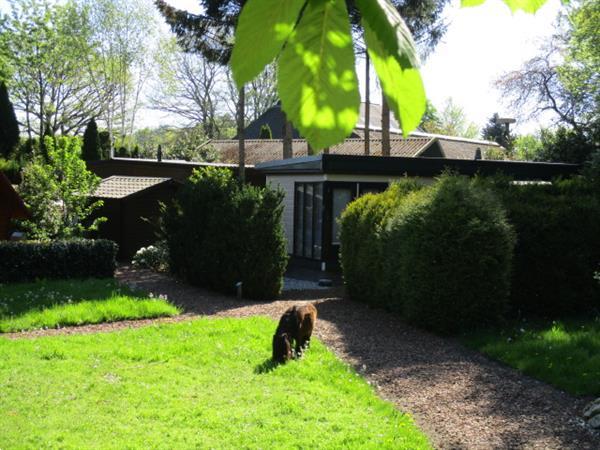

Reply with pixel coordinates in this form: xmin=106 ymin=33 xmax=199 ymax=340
xmin=94 ymin=176 xmax=172 ymax=199
xmin=0 ymin=171 xmax=29 ymax=220
xmin=210 ymin=134 xmax=501 ymax=165
xmin=211 ymin=138 xmax=437 ymax=165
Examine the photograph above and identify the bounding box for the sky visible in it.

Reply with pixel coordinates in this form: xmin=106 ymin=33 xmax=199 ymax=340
xmin=0 ymin=0 xmax=563 ymax=135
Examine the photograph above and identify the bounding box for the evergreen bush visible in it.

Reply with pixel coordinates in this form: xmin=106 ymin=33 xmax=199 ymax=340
xmin=0 ymin=239 xmax=117 ymax=283
xmin=384 ymin=176 xmax=515 ymax=334
xmin=339 ymin=180 xmax=422 ymax=306
xmin=497 ymin=178 xmax=600 ymax=316
xmin=163 ymin=167 xmax=287 ymax=299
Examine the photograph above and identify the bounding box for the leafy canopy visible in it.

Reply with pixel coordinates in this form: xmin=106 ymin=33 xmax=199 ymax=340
xmin=230 ymin=0 xmax=550 ymax=150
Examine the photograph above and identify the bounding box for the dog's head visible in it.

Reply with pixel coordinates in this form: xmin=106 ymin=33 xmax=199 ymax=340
xmin=272 ymin=333 xmax=292 ymax=363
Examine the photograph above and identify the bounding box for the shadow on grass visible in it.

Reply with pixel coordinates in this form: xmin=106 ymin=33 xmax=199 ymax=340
xmin=254 ymin=358 xmax=283 ymax=374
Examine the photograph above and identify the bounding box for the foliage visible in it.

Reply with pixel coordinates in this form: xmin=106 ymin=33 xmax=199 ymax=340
xmin=462 ymin=316 xmax=600 ymax=396
xmin=512 ymin=133 xmax=543 ymax=161
xmin=0 ymin=81 xmax=19 ymax=158
xmin=132 ymin=242 xmax=170 ymax=272
xmin=340 ymin=175 xmax=515 ymax=334
xmin=419 ymin=97 xmax=479 ymax=138
xmin=339 ymin=180 xmax=422 ymax=306
xmin=259 ymin=124 xmax=272 ymax=139
xmin=534 ymin=125 xmax=598 ymax=164
xmin=0 ymin=317 xmax=431 ymax=449
xmin=481 ymin=113 xmax=515 ymax=152
xmin=169 ymin=124 xmax=218 ymax=162
xmin=163 ymin=167 xmax=288 ymax=299
xmin=0 ymin=239 xmax=117 ymax=283
xmin=492 ymin=178 xmax=600 ymax=316
xmin=82 ymin=118 xmax=101 ymax=161
xmin=18 ymin=137 xmax=105 ymax=240
xmin=0 ymin=278 xmax=179 ymax=333
xmin=0 ymin=157 xmax=21 ymax=183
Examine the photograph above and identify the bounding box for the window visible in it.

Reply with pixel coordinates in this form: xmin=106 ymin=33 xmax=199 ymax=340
xmin=294 ymin=182 xmax=323 ymax=259
xmin=331 ymin=188 xmax=353 ymax=245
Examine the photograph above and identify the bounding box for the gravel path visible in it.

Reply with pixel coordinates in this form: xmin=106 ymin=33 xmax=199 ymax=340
xmin=4 ymin=266 xmax=599 ymax=449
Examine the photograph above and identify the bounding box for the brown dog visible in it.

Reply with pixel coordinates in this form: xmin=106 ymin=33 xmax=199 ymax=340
xmin=272 ymin=304 xmax=318 ymax=362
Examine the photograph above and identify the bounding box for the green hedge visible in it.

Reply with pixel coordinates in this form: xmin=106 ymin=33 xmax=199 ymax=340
xmin=495 ymin=178 xmax=600 ymax=316
xmin=339 ymin=180 xmax=422 ymax=306
xmin=163 ymin=167 xmax=288 ymax=300
xmin=0 ymin=239 xmax=117 ymax=283
xmin=340 ymin=175 xmax=515 ymax=334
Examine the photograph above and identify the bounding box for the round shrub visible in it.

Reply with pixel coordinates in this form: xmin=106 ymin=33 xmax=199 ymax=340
xmin=339 ymin=180 xmax=423 ymax=306
xmin=163 ymin=167 xmax=288 ymax=300
xmin=384 ymin=176 xmax=515 ymax=334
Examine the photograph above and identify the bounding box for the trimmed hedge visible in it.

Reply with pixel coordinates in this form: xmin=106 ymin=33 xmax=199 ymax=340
xmin=494 ymin=178 xmax=600 ymax=316
xmin=0 ymin=239 xmax=117 ymax=283
xmin=163 ymin=167 xmax=288 ymax=300
xmin=340 ymin=175 xmax=516 ymax=334
xmin=339 ymin=180 xmax=422 ymax=306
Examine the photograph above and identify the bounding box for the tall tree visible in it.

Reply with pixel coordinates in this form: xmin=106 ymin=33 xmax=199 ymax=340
xmin=0 ymin=81 xmax=20 ymax=158
xmin=152 ymin=43 xmax=225 ymax=138
xmin=420 ymin=98 xmax=479 ymax=138
xmin=83 ymin=0 xmax=161 ymax=156
xmin=156 ymin=0 xmax=247 ymax=180
xmin=82 ymin=118 xmax=101 ymax=161
xmin=1 ymin=0 xmax=101 ymax=140
xmin=481 ymin=113 xmax=515 ymax=152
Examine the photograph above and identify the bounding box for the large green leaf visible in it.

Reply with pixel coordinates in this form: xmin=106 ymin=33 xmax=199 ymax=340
xmin=230 ymin=0 xmax=306 ymax=88
xmin=462 ymin=0 xmax=549 ymax=13
xmin=358 ymin=0 xmax=425 ymax=136
xmin=278 ymin=0 xmax=360 ymax=150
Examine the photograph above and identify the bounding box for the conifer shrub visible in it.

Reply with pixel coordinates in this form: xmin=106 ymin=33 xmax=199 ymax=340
xmin=339 ymin=179 xmax=422 ymax=306
xmin=163 ymin=167 xmax=287 ymax=299
xmin=496 ymin=178 xmax=600 ymax=316
xmin=383 ymin=176 xmax=515 ymax=334
xmin=340 ymin=175 xmax=515 ymax=334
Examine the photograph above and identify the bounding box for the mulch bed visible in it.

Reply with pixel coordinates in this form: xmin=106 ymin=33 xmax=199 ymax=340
xmin=3 ymin=266 xmax=599 ymax=449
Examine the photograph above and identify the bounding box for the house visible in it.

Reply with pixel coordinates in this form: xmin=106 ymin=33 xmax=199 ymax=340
xmin=0 ymin=171 xmax=29 ymax=240
xmin=91 ymin=176 xmax=181 ymax=260
xmin=256 ymin=154 xmax=581 ymax=270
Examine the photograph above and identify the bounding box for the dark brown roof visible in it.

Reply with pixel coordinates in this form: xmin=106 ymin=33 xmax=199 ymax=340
xmin=210 ymin=133 xmax=504 ymax=164
xmin=94 ymin=176 xmax=171 ymax=199
xmin=212 ymin=137 xmax=437 ymax=164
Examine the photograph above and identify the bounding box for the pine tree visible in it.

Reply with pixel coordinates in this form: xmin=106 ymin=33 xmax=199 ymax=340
xmin=0 ymin=81 xmax=20 ymax=159
xmin=82 ymin=118 xmax=101 ymax=161
xmin=482 ymin=113 xmax=515 ymax=152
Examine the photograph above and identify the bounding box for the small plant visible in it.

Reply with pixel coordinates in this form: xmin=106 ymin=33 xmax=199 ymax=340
xmin=132 ymin=242 xmax=169 ymax=272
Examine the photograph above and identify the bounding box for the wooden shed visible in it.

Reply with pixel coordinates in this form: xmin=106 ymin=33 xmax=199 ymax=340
xmin=0 ymin=171 xmax=30 ymax=240
xmin=92 ymin=176 xmax=180 ymax=260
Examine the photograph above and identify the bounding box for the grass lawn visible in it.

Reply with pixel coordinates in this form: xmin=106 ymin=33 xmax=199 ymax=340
xmin=0 ymin=279 xmax=180 ymax=333
xmin=0 ymin=317 xmax=430 ymax=449
xmin=462 ymin=317 xmax=600 ymax=397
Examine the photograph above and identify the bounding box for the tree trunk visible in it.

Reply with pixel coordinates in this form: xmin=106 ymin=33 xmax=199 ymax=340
xmin=364 ymin=51 xmax=370 ymax=156
xmin=237 ymin=86 xmax=246 ymax=183
xmin=283 ymin=113 xmax=293 ymax=159
xmin=382 ymin=94 xmax=390 ymax=157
